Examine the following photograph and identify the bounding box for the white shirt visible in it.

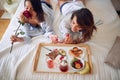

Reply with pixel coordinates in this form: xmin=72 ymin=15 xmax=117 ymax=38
xmin=23 ymin=3 xmax=54 ymax=43
xmin=59 ymin=1 xmax=84 ymax=41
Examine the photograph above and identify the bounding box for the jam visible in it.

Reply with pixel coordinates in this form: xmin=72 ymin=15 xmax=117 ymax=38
xmin=59 ymin=60 xmax=68 ymax=72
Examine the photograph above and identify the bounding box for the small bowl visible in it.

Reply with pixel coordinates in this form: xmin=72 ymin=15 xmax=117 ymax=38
xmin=70 ymin=58 xmax=84 ymax=71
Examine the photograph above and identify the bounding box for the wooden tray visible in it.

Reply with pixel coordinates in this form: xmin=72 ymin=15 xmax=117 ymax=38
xmin=33 ymin=43 xmax=92 ymax=74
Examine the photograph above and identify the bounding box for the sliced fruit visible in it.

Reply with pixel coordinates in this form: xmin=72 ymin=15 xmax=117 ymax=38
xmin=77 ymin=61 xmax=90 ymax=74
xmin=71 ymin=58 xmax=84 ymax=70
xmin=75 ymin=63 xmax=81 ymax=69
xmin=59 ymin=49 xmax=66 ymax=56
xmin=60 ymin=55 xmax=64 ymax=60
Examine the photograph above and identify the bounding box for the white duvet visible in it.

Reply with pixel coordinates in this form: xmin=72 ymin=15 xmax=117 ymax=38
xmin=0 ymin=0 xmax=120 ymax=80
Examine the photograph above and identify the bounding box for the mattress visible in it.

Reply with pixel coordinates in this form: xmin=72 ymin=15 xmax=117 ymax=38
xmin=0 ymin=0 xmax=120 ymax=80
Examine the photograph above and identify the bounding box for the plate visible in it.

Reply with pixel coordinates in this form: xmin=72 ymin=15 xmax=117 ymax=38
xmin=69 ymin=47 xmax=85 ymax=59
xmin=70 ymin=58 xmax=85 ymax=71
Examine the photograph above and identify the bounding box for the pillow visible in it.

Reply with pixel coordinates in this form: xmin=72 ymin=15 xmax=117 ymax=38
xmin=104 ymin=36 xmax=120 ymax=69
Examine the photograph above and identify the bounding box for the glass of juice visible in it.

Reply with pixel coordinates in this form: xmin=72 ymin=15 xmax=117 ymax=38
xmin=47 ymin=58 xmax=54 ymax=69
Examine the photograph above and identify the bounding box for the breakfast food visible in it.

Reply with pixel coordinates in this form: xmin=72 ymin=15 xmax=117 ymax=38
xmin=46 ymin=49 xmax=59 ymax=60
xmin=77 ymin=61 xmax=90 ymax=74
xmin=71 ymin=58 xmax=84 ymax=70
xmin=69 ymin=47 xmax=83 ymax=58
xmin=59 ymin=49 xmax=66 ymax=56
xmin=45 ymin=47 xmax=85 ymax=71
xmin=73 ymin=47 xmax=78 ymax=51
xmin=47 ymin=59 xmax=54 ymax=68
xmin=59 ymin=60 xmax=69 ymax=72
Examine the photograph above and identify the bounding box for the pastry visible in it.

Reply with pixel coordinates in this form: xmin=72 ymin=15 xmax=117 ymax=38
xmin=73 ymin=47 xmax=78 ymax=52
xmin=46 ymin=49 xmax=59 ymax=60
xmin=69 ymin=47 xmax=83 ymax=58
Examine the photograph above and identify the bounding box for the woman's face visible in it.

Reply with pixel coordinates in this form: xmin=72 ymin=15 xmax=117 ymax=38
xmin=70 ymin=16 xmax=82 ymax=32
xmin=25 ymin=1 xmax=36 ymax=16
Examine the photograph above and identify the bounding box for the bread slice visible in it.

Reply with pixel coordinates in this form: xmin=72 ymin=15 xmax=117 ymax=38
xmin=69 ymin=47 xmax=83 ymax=58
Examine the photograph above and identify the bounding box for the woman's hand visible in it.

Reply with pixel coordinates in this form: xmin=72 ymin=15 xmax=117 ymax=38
xmin=27 ymin=10 xmax=39 ymax=26
xmin=49 ymin=35 xmax=59 ymax=43
xmin=63 ymin=34 xmax=74 ymax=44
xmin=10 ymin=35 xmax=24 ymax=43
xmin=28 ymin=17 xmax=39 ymax=26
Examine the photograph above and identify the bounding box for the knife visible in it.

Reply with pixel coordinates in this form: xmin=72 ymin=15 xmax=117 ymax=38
xmin=43 ymin=46 xmax=52 ymax=51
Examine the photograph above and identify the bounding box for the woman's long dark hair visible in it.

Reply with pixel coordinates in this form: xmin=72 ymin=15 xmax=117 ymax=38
xmin=71 ymin=8 xmax=97 ymax=42
xmin=24 ymin=0 xmax=45 ymax=22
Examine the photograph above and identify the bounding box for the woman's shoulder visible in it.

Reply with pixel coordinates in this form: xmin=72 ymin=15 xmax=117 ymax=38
xmin=61 ymin=13 xmax=72 ymax=21
xmin=44 ymin=13 xmax=53 ymax=25
xmin=60 ymin=13 xmax=72 ymax=26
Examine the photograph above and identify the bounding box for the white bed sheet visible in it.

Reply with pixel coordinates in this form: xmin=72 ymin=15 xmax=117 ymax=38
xmin=0 ymin=0 xmax=120 ymax=80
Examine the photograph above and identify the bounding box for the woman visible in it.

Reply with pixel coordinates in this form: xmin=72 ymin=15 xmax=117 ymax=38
xmin=54 ymin=0 xmax=97 ymax=44
xmin=11 ymin=0 xmax=56 ymax=43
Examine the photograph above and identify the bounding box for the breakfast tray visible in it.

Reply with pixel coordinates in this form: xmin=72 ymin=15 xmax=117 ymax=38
xmin=33 ymin=43 xmax=92 ymax=74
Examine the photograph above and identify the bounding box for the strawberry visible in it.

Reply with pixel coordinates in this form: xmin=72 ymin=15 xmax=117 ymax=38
xmin=66 ymin=33 xmax=70 ymax=37
xmin=60 ymin=56 xmax=64 ymax=60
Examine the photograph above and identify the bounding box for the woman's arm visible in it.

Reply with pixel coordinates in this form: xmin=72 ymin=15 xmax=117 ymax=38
xmin=42 ymin=14 xmax=54 ymax=37
xmin=40 ymin=21 xmax=54 ymax=37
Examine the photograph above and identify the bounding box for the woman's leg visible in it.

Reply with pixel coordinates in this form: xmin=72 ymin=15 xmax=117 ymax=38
xmin=58 ymin=0 xmax=69 ymax=7
xmin=80 ymin=0 xmax=85 ymax=5
xmin=44 ymin=0 xmax=51 ymax=5
xmin=58 ymin=0 xmax=85 ymax=16
xmin=58 ymin=0 xmax=85 ymax=8
xmin=58 ymin=0 xmax=69 ymax=14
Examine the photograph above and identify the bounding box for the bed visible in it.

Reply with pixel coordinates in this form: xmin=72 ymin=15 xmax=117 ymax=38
xmin=0 ymin=0 xmax=120 ymax=80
